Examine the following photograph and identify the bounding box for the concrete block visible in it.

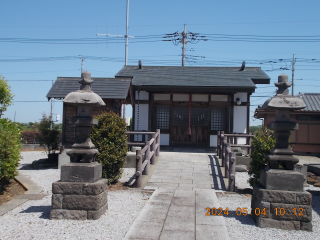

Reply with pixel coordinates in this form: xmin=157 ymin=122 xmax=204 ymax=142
xmin=271 ymin=203 xmax=312 ymax=222
xmin=257 ymin=218 xmax=300 ymax=230
xmin=50 ymin=209 xmax=87 ymax=220
xmin=296 ymin=192 xmax=312 ymax=205
xmin=260 ymin=169 xmax=304 ymax=191
xmin=62 ymin=190 xmax=107 ymax=211
xmin=253 ymin=185 xmax=296 ymax=204
xmin=236 ymin=156 xmax=251 ymax=168
xmin=294 ymin=164 xmax=307 ymax=185
xmin=307 ymin=164 xmax=320 ymax=176
xmin=251 ymin=198 xmax=271 ymax=219
xmin=83 ymin=179 xmax=108 ymax=195
xmin=87 ymin=203 xmax=108 ymax=220
xmin=61 ymin=162 xmax=102 ymax=183
xmin=52 ymin=181 xmax=83 ymax=195
xmin=51 ymin=194 xmax=63 ymax=209
xmin=300 ymin=221 xmax=312 ymax=231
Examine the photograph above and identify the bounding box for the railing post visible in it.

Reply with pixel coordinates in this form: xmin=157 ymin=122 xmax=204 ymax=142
xmin=151 ymin=133 xmax=156 ymax=164
xmin=143 ymin=141 xmax=150 ymax=175
xmin=135 ymin=149 xmax=142 ymax=188
xmin=219 ymin=131 xmax=224 ymax=159
xmin=225 ymin=143 xmax=231 ymax=178
xmin=228 ymin=152 xmax=236 ymax=192
xmin=217 ymin=131 xmax=221 ymax=156
xmin=156 ymin=129 xmax=160 ymax=156
xmin=222 ymin=139 xmax=227 ymax=167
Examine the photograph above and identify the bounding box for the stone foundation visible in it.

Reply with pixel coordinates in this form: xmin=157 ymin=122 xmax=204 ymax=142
xmin=50 ymin=178 xmax=108 ymax=220
xmin=251 ymin=170 xmax=312 ymax=231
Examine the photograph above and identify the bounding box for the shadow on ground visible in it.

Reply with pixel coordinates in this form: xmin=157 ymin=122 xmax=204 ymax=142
xmin=209 ymin=155 xmax=226 ymax=191
xmin=20 ymin=205 xmax=51 ymax=219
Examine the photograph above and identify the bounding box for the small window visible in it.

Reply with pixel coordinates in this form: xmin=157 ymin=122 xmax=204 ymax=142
xmin=310 ymin=115 xmax=320 ymax=121
xmin=154 ymin=106 xmax=170 ymax=130
xmin=211 ymin=107 xmax=227 ymax=131
xmin=296 ymin=115 xmax=308 ymax=120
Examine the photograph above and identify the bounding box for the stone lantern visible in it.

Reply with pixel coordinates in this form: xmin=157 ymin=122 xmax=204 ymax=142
xmin=251 ymin=74 xmax=312 ymax=231
xmin=50 ymin=71 xmax=108 ymax=220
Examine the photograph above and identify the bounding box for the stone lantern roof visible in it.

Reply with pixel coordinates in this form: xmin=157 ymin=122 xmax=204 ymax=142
xmin=63 ymin=71 xmax=105 ymax=106
xmin=260 ymin=73 xmax=305 ymax=111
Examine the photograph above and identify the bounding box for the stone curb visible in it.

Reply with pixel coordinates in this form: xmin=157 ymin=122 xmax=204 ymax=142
xmin=0 ymin=172 xmax=45 ymax=216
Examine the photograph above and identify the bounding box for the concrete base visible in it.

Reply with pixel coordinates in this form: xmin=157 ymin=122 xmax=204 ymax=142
xmin=251 ymin=184 xmax=312 ymax=231
xmin=125 ymin=152 xmax=146 ymax=168
xmin=50 ymin=178 xmax=108 ymax=220
xmin=61 ymin=162 xmax=102 ymax=183
xmin=260 ymin=168 xmax=304 ymax=192
xmin=236 ymin=156 xmax=251 ymax=168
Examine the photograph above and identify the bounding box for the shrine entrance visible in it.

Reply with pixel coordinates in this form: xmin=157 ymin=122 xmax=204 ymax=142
xmin=171 ymin=106 xmax=209 ymax=146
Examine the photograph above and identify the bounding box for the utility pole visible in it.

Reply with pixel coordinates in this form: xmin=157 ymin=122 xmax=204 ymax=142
xmin=182 ymin=24 xmax=187 ymax=66
xmin=163 ymin=24 xmax=208 ymax=66
xmin=96 ymin=0 xmax=134 ymax=65
xmin=292 ymin=54 xmax=296 ymax=95
xmin=50 ymin=80 xmax=53 ymax=130
xmin=125 ymin=0 xmax=129 ymax=65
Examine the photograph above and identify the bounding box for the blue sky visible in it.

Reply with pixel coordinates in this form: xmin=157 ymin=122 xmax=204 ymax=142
xmin=1 ymin=0 xmax=320 ymax=126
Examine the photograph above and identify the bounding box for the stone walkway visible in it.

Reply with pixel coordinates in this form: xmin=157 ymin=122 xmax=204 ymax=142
xmin=124 ymin=149 xmax=230 ymax=240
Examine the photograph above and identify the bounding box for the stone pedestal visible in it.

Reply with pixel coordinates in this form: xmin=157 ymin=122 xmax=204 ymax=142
xmin=251 ymin=169 xmax=312 ymax=231
xmin=50 ymin=163 xmax=108 ymax=220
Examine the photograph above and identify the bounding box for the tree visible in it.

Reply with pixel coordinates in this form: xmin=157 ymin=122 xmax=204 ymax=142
xmin=249 ymin=125 xmax=262 ymax=133
xmin=0 ymin=118 xmax=21 ymax=185
xmin=91 ymin=111 xmax=127 ymax=184
xmin=0 ymin=76 xmax=14 ymax=118
xmin=248 ymin=128 xmax=276 ymax=186
xmin=35 ymin=114 xmax=60 ymax=155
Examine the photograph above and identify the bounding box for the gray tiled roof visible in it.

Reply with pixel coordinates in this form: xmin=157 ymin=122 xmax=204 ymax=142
xmin=46 ymin=77 xmax=131 ymax=100
xmin=297 ymin=93 xmax=320 ymax=111
xmin=115 ymin=65 xmax=270 ymax=87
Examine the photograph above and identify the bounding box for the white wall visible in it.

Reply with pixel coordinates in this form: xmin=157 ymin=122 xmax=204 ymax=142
xmin=135 ymin=91 xmax=149 ymax=100
xmin=134 ymin=104 xmax=149 ymax=141
xmin=192 ymin=95 xmax=208 ymax=102
xmin=211 ymin=95 xmax=228 ymax=102
xmin=210 ymin=135 xmax=218 ymax=147
xmin=173 ymin=94 xmax=189 ymax=101
xmin=233 ymin=106 xmax=247 ymax=134
xmin=154 ymin=94 xmax=170 ymax=100
xmin=160 ymin=134 xmax=170 ymax=146
xmin=234 ymin=92 xmax=247 ymax=103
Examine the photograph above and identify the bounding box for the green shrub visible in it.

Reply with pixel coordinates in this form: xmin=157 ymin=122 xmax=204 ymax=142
xmin=35 ymin=114 xmax=60 ymax=154
xmin=248 ymin=128 xmax=275 ymax=186
xmin=0 ymin=118 xmax=21 ymax=185
xmin=91 ymin=111 xmax=127 ymax=184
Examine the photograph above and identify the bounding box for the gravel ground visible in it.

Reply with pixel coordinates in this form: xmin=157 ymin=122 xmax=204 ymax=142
xmin=1 ymin=152 xmax=320 ymax=239
xmin=0 ymin=152 xmax=151 ymax=240
xmin=215 ymin=171 xmax=320 ymax=240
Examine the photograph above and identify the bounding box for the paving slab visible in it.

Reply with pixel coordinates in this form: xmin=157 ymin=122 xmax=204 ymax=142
xmin=0 ymin=172 xmax=44 ymax=216
xmin=125 ymin=189 xmax=229 ymax=240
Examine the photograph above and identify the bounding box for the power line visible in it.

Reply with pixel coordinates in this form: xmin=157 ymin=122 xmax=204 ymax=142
xmin=163 ymin=24 xmax=208 ymax=66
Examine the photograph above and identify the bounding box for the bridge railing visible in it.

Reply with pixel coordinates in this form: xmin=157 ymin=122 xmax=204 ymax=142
xmin=217 ymin=131 xmax=253 ymax=191
xmin=126 ymin=129 xmax=160 ymax=188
